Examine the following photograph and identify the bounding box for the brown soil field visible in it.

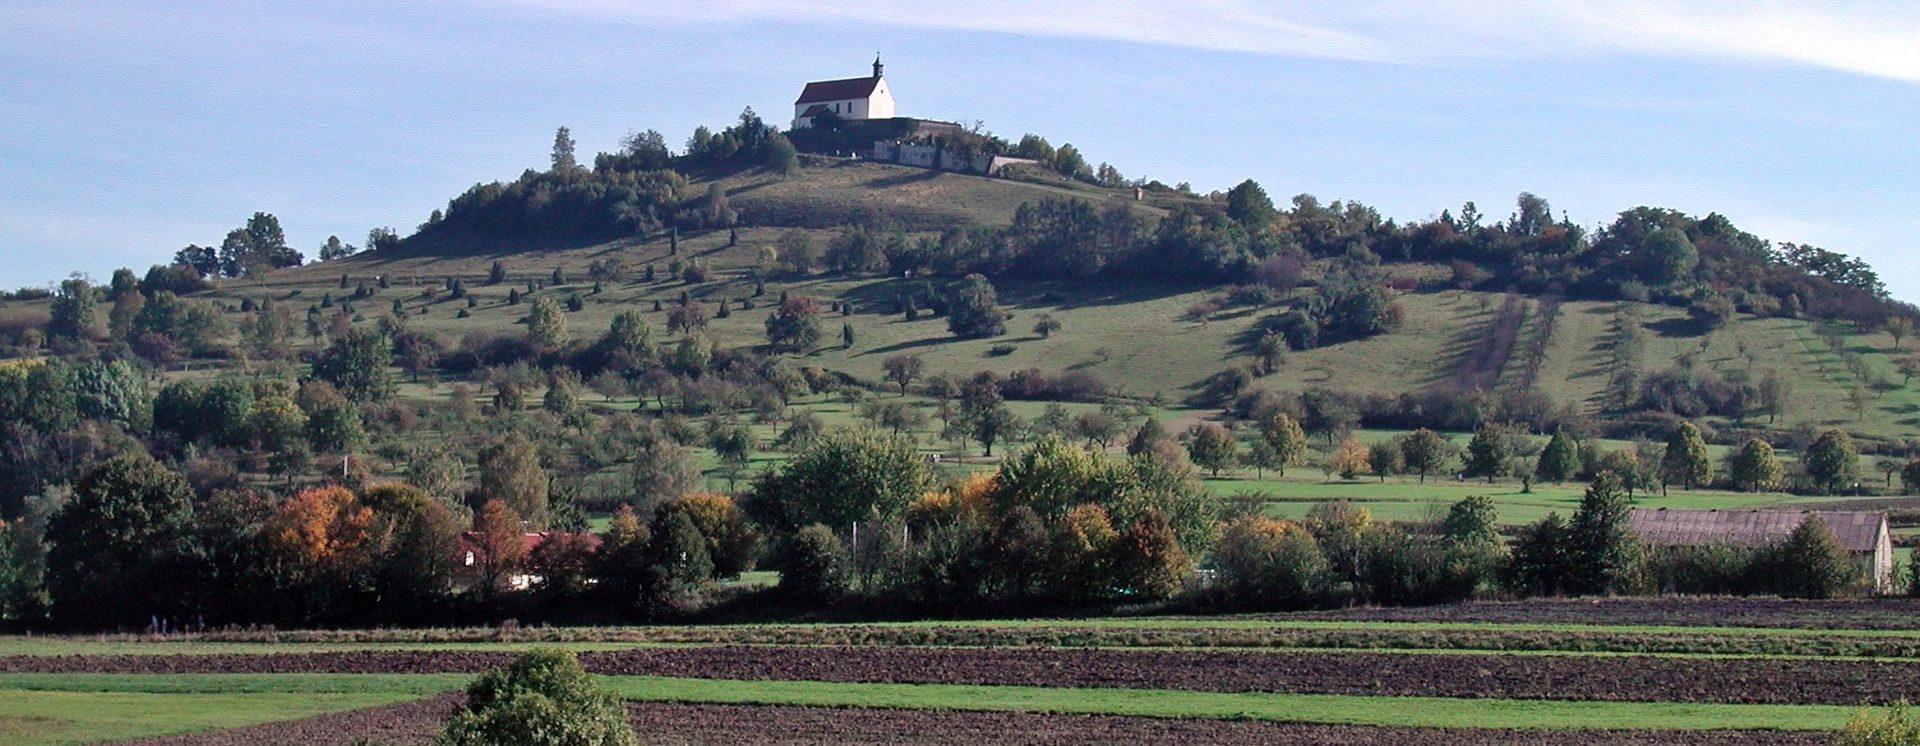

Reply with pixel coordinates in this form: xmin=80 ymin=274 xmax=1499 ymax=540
xmin=16 ymin=645 xmax=1912 ymax=705
xmin=1288 ymin=597 xmax=1920 ymax=630
xmin=108 ymin=699 xmax=1827 ymax=746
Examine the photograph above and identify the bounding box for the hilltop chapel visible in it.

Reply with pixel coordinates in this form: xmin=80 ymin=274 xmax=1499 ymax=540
xmin=792 ymin=57 xmax=895 ymax=129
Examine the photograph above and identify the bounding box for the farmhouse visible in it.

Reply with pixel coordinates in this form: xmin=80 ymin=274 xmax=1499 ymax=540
xmin=1629 ymin=508 xmax=1893 ymax=594
xmin=793 ymin=57 xmax=895 ymax=129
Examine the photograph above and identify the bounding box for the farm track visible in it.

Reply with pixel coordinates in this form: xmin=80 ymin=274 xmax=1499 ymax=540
xmin=15 ymin=645 xmax=1915 ymax=706
xmin=106 ymin=699 xmax=1827 ymax=746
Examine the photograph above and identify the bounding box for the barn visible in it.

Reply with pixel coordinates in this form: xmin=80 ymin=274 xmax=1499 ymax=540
xmin=1629 ymin=508 xmax=1894 ymax=594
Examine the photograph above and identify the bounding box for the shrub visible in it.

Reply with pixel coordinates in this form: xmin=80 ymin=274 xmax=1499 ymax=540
xmin=1211 ymin=516 xmax=1324 ymax=610
xmin=780 ymin=523 xmax=850 ymax=601
xmin=1838 ymin=701 xmax=1920 ymax=746
xmin=441 ymin=649 xmax=637 ymax=746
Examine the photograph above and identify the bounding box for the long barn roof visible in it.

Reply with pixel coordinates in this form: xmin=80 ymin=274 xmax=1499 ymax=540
xmin=796 ymin=76 xmax=881 ymax=104
xmin=1628 ymin=508 xmax=1885 ymax=553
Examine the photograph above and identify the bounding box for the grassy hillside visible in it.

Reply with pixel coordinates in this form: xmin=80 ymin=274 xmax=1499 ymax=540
xmin=207 ymin=158 xmax=1920 ymax=445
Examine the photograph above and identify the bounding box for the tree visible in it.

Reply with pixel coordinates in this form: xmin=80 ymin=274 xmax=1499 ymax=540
xmin=1888 ymin=316 xmax=1914 ymax=350
xmin=317 ymin=235 xmax=357 ymax=261
xmin=1108 ymin=508 xmax=1190 ymax=600
xmin=779 ymin=524 xmax=850 ymax=601
xmin=1659 ymin=421 xmax=1712 ymax=493
xmin=1566 ymin=472 xmax=1640 ymax=595
xmin=1721 ymin=437 xmax=1784 ymax=493
xmin=1805 ymin=429 xmax=1861 ymax=495
xmin=1775 ymin=515 xmax=1856 ymax=599
xmin=46 ymin=455 xmax=197 ymax=628
xmin=764 ymin=295 xmax=822 ymax=353
xmin=1463 ymin=424 xmax=1512 ymax=483
xmin=478 ymin=433 xmax=549 ymax=529
xmin=217 ymin=212 xmax=302 ymax=277
xmin=1224 ymin=179 xmax=1278 ymax=226
xmin=441 ymin=649 xmax=638 ymax=746
xmin=882 ymin=354 xmax=922 ymax=396
xmin=1507 ymin=512 xmax=1570 ymax=597
xmin=1536 ymin=430 xmax=1579 ymax=484
xmin=366 ymin=227 xmax=401 ymax=253
xmin=48 ymin=278 xmax=96 ymax=340
xmin=1331 ymin=438 xmax=1370 ymax=481
xmin=1904 ymin=459 xmax=1920 ymax=495
xmin=527 ymin=296 xmax=568 ymax=348
xmin=550 ymin=126 xmax=579 ymax=173
xmin=469 ymin=499 xmax=529 ymax=595
xmin=764 ymin=130 xmax=800 ymax=175
xmin=841 ymin=321 xmax=855 ymax=349
xmin=946 ymin=274 xmax=1007 ymax=339
xmin=1212 ymin=516 xmax=1323 ymax=610
xmin=750 ymin=427 xmax=931 ymax=533
xmin=312 ymin=327 xmax=394 ymax=402
xmin=959 ymin=377 xmax=1015 ymax=457
xmin=1257 ymin=412 xmax=1308 ymax=477
xmin=1032 ymin=314 xmax=1061 ymax=339
xmin=646 ymin=507 xmax=712 ymax=593
xmin=1400 ymin=428 xmax=1448 ymax=483
xmin=1184 ymin=423 xmax=1237 ymax=477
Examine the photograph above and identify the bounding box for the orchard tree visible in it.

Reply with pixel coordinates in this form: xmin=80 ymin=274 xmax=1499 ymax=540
xmin=1727 ymin=438 xmax=1784 ymax=492
xmin=1902 ymin=459 xmax=1920 ymax=495
xmin=312 ymin=327 xmax=395 ymax=403
xmin=1400 ymin=428 xmax=1448 ymax=483
xmin=1184 ymin=422 xmax=1238 ymax=477
xmin=946 ymin=274 xmax=1007 ymax=339
xmin=1032 ymin=314 xmax=1061 ymax=339
xmin=749 ymin=427 xmax=931 ymax=533
xmin=527 ymin=296 xmax=568 ymax=348
xmin=1659 ymin=421 xmax=1712 ymax=492
xmin=478 ymin=433 xmax=549 ymax=529
xmin=764 ymin=295 xmax=823 ymax=353
xmin=1258 ymin=412 xmax=1308 ymax=477
xmin=1463 ymin=423 xmax=1513 ymax=483
xmin=1331 ymin=437 xmax=1370 ymax=481
xmin=882 ymin=354 xmax=922 ymax=396
xmin=1804 ymin=429 xmax=1860 ymax=495
xmin=1888 ymin=316 xmax=1914 ymax=350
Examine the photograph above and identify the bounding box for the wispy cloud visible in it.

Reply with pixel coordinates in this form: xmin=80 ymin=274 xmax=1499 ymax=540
xmin=504 ymin=0 xmax=1920 ymax=82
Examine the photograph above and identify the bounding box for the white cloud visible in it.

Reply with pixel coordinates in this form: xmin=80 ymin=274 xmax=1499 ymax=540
xmin=503 ymin=0 xmax=1920 ymax=82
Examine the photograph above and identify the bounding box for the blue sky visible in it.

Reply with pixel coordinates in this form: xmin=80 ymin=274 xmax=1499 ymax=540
xmin=3 ymin=1 xmax=1917 ymax=301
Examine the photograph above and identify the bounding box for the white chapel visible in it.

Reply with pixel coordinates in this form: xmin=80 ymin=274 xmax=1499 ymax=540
xmin=792 ymin=57 xmax=895 ymax=129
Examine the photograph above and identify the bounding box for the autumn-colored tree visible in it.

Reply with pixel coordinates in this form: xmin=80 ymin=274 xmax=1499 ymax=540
xmin=478 ymin=433 xmax=549 ymax=529
xmin=656 ymin=493 xmax=763 ymax=579
xmin=471 ymin=499 xmax=529 ymax=595
xmin=265 ymin=485 xmax=373 ymax=581
xmin=1331 ymin=438 xmax=1371 ymax=481
xmin=1257 ymin=412 xmax=1308 ymax=477
xmin=1107 ymin=508 xmax=1191 ymax=600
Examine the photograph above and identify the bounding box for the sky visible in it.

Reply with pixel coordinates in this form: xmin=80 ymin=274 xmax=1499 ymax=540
xmin=2 ymin=0 xmax=1917 ymax=301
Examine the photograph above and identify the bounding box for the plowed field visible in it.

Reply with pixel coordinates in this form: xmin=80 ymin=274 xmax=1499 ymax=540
xmin=12 ymin=645 xmax=1909 ymax=705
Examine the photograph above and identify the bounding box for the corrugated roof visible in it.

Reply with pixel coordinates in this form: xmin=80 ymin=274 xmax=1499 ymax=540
xmin=796 ymin=76 xmax=881 ymax=104
xmin=1628 ymin=508 xmax=1884 ymax=553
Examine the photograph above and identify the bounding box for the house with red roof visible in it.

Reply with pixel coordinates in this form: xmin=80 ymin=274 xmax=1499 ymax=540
xmin=793 ymin=57 xmax=895 ymax=129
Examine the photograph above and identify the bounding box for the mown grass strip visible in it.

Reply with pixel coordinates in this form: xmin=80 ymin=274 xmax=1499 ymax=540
xmin=0 ymin=689 xmax=421 ymax=746
xmin=598 ymin=676 xmax=1855 ymax=732
xmin=0 ymin=672 xmax=469 ymax=696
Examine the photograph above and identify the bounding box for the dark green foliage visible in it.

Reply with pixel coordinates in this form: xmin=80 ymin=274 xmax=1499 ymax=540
xmin=312 ymin=327 xmax=395 ymax=402
xmin=46 ymin=455 xmax=197 ymax=628
xmin=1728 ymin=438 xmax=1784 ymax=492
xmin=946 ymin=274 xmax=1006 ymax=339
xmin=779 ymin=523 xmax=850 ymax=601
xmin=1224 ymin=179 xmax=1277 ymax=226
xmin=48 ymin=278 xmax=96 ymax=340
xmin=1659 ymin=421 xmax=1712 ymax=491
xmin=1463 ymin=423 xmax=1512 ymax=483
xmin=646 ymin=508 xmax=713 ymax=593
xmin=748 ymin=427 xmax=931 ymax=533
xmin=1774 ymin=515 xmax=1858 ymax=599
xmin=764 ymin=295 xmax=823 ymax=352
xmin=1805 ymin=429 xmax=1861 ymax=495
xmin=1506 ymin=512 xmax=1570 ymax=596
xmin=1535 ymin=430 xmax=1578 ymax=483
xmin=442 ymin=649 xmax=638 ymax=746
xmin=1566 ymin=472 xmax=1642 ymax=595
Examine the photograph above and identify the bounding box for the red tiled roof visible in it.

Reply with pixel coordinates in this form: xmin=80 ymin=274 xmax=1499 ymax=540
xmin=795 ymin=76 xmax=880 ymax=104
xmin=1629 ymin=508 xmax=1885 ymax=553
